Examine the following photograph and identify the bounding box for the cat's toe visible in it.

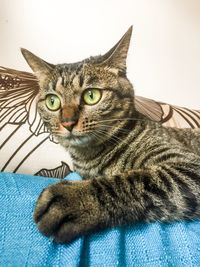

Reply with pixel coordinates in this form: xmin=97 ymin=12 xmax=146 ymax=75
xmin=36 ymin=203 xmax=67 ymax=238
xmin=53 ymin=222 xmax=82 ymax=243
xmin=33 ymin=181 xmax=93 ymax=242
xmin=33 ymin=186 xmax=67 ymax=239
xmin=34 ymin=188 xmax=54 ymax=224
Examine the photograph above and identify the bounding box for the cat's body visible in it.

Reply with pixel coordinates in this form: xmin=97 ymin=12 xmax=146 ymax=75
xmin=21 ymin=26 xmax=200 ymax=243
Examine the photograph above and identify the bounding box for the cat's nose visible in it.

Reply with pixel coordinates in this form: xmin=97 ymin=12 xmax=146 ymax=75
xmin=61 ymin=120 xmax=77 ymax=132
xmin=61 ymin=104 xmax=79 ymax=131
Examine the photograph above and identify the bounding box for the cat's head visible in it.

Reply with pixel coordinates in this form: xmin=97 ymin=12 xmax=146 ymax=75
xmin=21 ymin=26 xmax=135 ymax=147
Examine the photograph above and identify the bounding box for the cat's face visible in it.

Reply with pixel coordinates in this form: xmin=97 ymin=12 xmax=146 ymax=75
xmin=21 ymin=27 xmax=134 ymax=147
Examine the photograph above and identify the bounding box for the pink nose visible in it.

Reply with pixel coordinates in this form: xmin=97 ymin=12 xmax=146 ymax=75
xmin=62 ymin=121 xmax=75 ymax=127
xmin=61 ymin=121 xmax=76 ymax=131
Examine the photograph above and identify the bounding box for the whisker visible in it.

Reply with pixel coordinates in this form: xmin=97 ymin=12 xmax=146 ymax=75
xmin=97 ymin=132 xmax=120 ymax=146
xmin=95 ymin=128 xmax=124 ymax=145
xmin=90 ymin=131 xmax=104 ymax=144
xmin=90 ymin=130 xmax=114 ymax=146
xmin=93 ymin=117 xmax=151 ymax=124
xmin=96 ymin=124 xmax=131 ymax=133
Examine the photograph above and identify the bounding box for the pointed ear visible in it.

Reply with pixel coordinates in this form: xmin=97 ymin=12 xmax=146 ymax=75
xmin=99 ymin=26 xmax=133 ymax=72
xmin=21 ymin=48 xmax=55 ymax=80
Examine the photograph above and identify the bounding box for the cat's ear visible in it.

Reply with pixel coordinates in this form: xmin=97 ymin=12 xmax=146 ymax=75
xmin=21 ymin=48 xmax=55 ymax=80
xmin=99 ymin=26 xmax=133 ymax=73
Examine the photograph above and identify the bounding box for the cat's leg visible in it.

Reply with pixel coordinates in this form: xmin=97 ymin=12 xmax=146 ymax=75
xmin=34 ymin=165 xmax=200 ymax=243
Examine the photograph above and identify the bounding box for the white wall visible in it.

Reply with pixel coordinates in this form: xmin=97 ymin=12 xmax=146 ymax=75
xmin=0 ymin=0 xmax=200 ymax=108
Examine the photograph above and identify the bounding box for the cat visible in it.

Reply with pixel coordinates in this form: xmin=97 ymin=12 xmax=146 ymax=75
xmin=21 ymin=26 xmax=200 ymax=243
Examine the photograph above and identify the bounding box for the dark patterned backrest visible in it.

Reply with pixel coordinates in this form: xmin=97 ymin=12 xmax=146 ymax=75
xmin=135 ymin=96 xmax=200 ymax=128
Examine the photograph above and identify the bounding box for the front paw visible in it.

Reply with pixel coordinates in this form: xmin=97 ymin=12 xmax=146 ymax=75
xmin=33 ymin=181 xmax=99 ymax=243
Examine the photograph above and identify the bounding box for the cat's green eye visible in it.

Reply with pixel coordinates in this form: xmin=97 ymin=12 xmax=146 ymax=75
xmin=45 ymin=94 xmax=61 ymax=111
xmin=83 ymin=89 xmax=102 ymax=105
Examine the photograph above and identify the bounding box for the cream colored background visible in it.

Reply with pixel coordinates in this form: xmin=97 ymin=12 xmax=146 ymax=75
xmin=0 ymin=0 xmax=200 ymax=108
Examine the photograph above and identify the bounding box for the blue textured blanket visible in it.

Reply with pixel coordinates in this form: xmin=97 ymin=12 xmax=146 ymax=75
xmin=0 ymin=172 xmax=199 ymax=267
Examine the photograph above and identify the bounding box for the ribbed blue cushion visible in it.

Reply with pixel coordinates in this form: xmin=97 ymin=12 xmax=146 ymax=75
xmin=0 ymin=172 xmax=199 ymax=267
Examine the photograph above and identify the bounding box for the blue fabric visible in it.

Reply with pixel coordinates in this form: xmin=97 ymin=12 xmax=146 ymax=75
xmin=0 ymin=172 xmax=199 ymax=267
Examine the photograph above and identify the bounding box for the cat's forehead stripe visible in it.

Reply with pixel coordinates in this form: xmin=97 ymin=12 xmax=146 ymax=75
xmin=49 ymin=81 xmax=56 ymax=91
xmin=86 ymin=76 xmax=98 ymax=86
xmin=79 ymin=73 xmax=84 ymax=87
xmin=52 ymin=74 xmax=83 ymax=96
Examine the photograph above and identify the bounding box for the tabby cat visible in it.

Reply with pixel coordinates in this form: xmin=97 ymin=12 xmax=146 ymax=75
xmin=21 ymin=26 xmax=200 ymax=243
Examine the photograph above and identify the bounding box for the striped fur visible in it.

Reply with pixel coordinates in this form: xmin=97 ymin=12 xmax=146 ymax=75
xmin=22 ymin=27 xmax=200 ymax=243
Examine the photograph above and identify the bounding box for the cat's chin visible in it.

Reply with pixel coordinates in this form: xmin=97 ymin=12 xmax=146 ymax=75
xmin=68 ymin=135 xmax=93 ymax=146
xmin=54 ymin=133 xmax=95 ymax=147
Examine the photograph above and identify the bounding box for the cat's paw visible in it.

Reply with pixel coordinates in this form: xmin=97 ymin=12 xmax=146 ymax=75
xmin=33 ymin=180 xmax=99 ymax=243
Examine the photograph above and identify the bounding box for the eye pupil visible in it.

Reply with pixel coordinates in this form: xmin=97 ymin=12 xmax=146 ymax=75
xmin=50 ymin=97 xmax=54 ymax=105
xmin=89 ymin=91 xmax=93 ymax=99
